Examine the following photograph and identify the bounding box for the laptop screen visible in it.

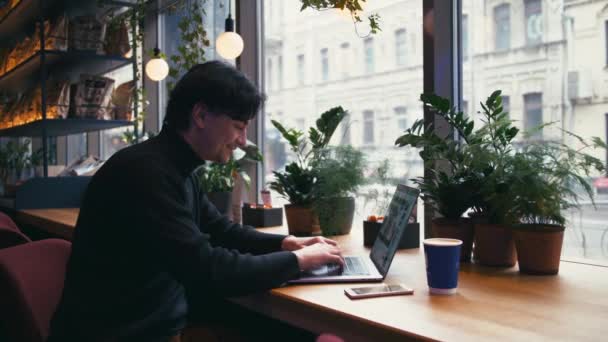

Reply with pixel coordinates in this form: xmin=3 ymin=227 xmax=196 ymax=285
xmin=370 ymin=184 xmax=420 ymax=276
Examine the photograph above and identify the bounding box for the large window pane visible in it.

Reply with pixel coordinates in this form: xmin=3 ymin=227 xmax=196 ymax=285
xmin=462 ymin=0 xmax=608 ymax=262
xmin=263 ymin=0 xmax=424 ymax=226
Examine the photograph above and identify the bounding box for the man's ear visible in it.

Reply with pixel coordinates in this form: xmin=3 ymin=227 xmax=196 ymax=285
xmin=191 ymin=102 xmax=207 ymax=129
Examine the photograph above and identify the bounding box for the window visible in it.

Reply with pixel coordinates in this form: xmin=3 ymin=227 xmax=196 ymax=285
xmin=364 ymin=38 xmax=374 ymax=74
xmin=462 ymin=15 xmax=468 ymax=60
xmin=340 ymin=114 xmax=351 ymax=145
xmin=278 ymin=55 xmax=283 ymax=89
xmin=395 ymin=29 xmax=407 ymax=67
xmin=395 ymin=106 xmax=407 ymax=131
xmin=524 ymin=93 xmax=542 ymax=139
xmin=501 ymin=95 xmax=510 ymax=119
xmin=494 ymin=4 xmax=510 ymax=51
xmin=340 ymin=42 xmax=350 ymax=78
xmin=267 ymin=58 xmax=273 ymax=91
xmin=462 ymin=1 xmax=608 ymax=264
xmin=605 ymin=21 xmax=608 ymax=66
xmin=320 ymin=48 xmax=329 ymax=82
xmin=363 ymin=110 xmax=375 ymax=144
xmin=263 ymin=0 xmax=424 ymax=233
xmin=524 ymin=0 xmax=542 ymax=45
xmin=462 ymin=100 xmax=469 ymax=118
xmin=297 ymin=54 xmax=305 ymax=85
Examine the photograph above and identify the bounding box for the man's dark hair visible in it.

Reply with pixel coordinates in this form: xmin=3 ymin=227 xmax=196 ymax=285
xmin=164 ymin=61 xmax=265 ymax=131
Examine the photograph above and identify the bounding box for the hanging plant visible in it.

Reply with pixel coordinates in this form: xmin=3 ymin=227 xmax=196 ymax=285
xmin=299 ymin=0 xmax=381 ymax=36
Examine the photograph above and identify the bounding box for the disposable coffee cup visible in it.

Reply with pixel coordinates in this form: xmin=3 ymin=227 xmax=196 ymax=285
xmin=423 ymin=238 xmax=462 ymax=295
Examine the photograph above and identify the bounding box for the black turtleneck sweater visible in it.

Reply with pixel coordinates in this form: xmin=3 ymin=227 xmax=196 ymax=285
xmin=47 ymin=129 xmax=300 ymax=342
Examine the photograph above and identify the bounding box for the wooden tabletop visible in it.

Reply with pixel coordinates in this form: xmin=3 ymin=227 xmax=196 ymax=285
xmin=15 ymin=208 xmax=608 ymax=341
xmin=17 ymin=208 xmax=78 ymax=240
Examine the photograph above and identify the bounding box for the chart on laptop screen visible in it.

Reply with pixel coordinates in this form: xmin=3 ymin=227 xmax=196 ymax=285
xmin=370 ymin=185 xmax=419 ymax=275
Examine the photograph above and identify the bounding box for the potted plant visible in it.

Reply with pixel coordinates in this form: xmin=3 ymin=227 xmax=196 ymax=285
xmin=395 ymin=94 xmax=478 ymax=261
xmin=269 ymin=107 xmax=347 ymax=236
xmin=505 ymin=134 xmax=606 ymax=274
xmin=466 ymin=91 xmax=520 ymax=267
xmin=311 ymin=145 xmax=366 ymax=236
xmin=196 ymin=140 xmax=262 ymax=216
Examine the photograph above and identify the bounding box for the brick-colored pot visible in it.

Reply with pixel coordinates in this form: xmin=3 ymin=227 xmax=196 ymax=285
xmin=474 ymin=223 xmax=516 ymax=267
xmin=284 ymin=204 xmax=319 ymax=236
xmin=431 ymin=218 xmax=474 ymax=262
xmin=513 ymin=225 xmax=565 ymax=275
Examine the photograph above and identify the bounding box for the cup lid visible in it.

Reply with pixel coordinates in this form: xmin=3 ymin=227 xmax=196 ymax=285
xmin=423 ymin=238 xmax=463 ymax=246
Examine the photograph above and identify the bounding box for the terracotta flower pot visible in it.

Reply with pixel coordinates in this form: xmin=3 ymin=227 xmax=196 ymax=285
xmin=474 ymin=223 xmax=516 ymax=267
xmin=431 ymin=218 xmax=474 ymax=262
xmin=513 ymin=225 xmax=565 ymax=275
xmin=284 ymin=204 xmax=319 ymax=236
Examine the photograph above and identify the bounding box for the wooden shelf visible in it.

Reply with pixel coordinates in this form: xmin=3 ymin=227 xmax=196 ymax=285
xmin=0 ymin=50 xmax=133 ymax=92
xmin=0 ymin=0 xmax=136 ymax=43
xmin=0 ymin=118 xmax=133 ymax=137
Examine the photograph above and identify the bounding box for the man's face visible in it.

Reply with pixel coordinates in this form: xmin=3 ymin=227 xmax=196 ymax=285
xmin=199 ymin=112 xmax=248 ymax=163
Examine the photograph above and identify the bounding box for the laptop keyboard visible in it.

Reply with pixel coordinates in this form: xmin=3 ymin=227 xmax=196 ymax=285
xmin=304 ymin=257 xmax=371 ymax=277
xmin=343 ymin=257 xmax=369 ymax=275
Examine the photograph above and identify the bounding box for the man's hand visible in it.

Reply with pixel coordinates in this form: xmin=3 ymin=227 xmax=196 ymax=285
xmin=281 ymin=235 xmax=338 ymax=251
xmin=291 ymin=243 xmax=345 ymax=271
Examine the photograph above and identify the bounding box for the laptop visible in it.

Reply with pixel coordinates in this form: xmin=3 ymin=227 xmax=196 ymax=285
xmin=288 ymin=184 xmax=420 ymax=284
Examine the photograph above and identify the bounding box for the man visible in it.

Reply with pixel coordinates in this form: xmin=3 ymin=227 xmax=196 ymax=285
xmin=48 ymin=61 xmax=344 ymax=342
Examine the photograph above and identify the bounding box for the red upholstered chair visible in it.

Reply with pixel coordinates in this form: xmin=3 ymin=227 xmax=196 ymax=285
xmin=0 ymin=239 xmax=71 ymax=342
xmin=0 ymin=211 xmax=20 ymax=231
xmin=0 ymin=211 xmax=31 ymax=249
xmin=316 ymin=333 xmax=345 ymax=342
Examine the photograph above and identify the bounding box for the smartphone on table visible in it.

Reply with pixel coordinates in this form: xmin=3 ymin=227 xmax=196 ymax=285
xmin=344 ymin=284 xmax=414 ymax=299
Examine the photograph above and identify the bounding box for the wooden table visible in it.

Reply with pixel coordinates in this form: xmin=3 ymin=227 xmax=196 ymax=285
xmin=15 ymin=208 xmax=608 ymax=341
xmin=17 ymin=208 xmax=78 ymax=240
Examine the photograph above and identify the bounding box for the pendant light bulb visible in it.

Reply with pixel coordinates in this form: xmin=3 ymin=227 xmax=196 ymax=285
xmin=216 ymin=14 xmax=244 ymax=60
xmin=145 ymin=48 xmax=169 ymax=82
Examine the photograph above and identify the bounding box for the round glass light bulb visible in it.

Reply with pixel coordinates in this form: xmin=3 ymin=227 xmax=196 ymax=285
xmin=145 ymin=57 xmax=169 ymax=81
xmin=216 ymin=31 xmax=244 ymax=59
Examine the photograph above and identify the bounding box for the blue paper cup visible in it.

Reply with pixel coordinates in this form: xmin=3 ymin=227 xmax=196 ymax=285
xmin=423 ymin=238 xmax=463 ymax=295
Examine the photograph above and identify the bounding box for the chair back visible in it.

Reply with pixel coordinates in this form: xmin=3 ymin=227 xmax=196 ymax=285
xmin=0 ymin=211 xmax=31 ymax=249
xmin=0 ymin=239 xmax=71 ymax=342
xmin=0 ymin=211 xmax=20 ymax=231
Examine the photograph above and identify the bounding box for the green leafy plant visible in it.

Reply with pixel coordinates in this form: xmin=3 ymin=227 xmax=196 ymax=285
xmin=395 ymin=93 xmax=479 ymax=220
xmin=311 ymin=145 xmax=366 ymax=200
xmin=197 ymin=140 xmax=262 ymax=193
xmin=269 ymin=107 xmax=347 ymax=206
xmin=504 ymin=132 xmax=606 ymax=226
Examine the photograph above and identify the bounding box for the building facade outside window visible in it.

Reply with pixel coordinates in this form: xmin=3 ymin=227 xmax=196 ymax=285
xmin=320 ymin=48 xmax=329 ymax=82
xmin=262 ymin=0 xmax=424 ymax=236
xmin=364 ymin=37 xmax=374 ymax=74
xmin=395 ymin=28 xmax=407 ymax=67
xmin=525 ymin=0 xmax=543 ymax=45
xmin=495 ymin=4 xmax=511 ymax=51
